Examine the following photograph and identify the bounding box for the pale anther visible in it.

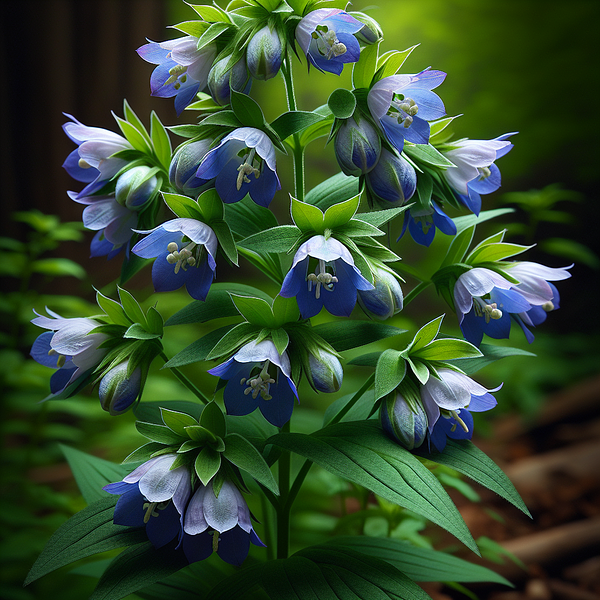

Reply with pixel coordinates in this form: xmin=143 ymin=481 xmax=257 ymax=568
xmin=165 ymin=64 xmax=187 ymax=86
xmin=542 ymin=301 xmax=554 ymax=312
xmin=78 ymin=158 xmax=92 ymax=169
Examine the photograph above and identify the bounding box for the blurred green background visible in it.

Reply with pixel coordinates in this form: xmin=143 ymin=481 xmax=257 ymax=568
xmin=1 ymin=0 xmax=599 ymax=598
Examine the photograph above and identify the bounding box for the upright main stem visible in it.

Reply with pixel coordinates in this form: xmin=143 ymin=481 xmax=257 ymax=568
xmin=282 ymin=57 xmax=305 ymax=202
xmin=276 ymin=421 xmax=291 ymax=559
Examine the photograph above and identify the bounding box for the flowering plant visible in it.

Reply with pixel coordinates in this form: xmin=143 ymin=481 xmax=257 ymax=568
xmin=24 ymin=1 xmax=574 ymax=598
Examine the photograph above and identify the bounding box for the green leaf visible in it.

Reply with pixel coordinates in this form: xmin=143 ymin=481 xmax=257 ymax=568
xmin=231 ymin=294 xmax=276 ymax=327
xmin=89 ymin=542 xmax=189 ymax=600
xmin=406 ymin=315 xmax=444 ymax=354
xmin=118 ymin=287 xmax=147 ymax=327
xmin=337 ymin=218 xmax=385 ymax=238
xmin=211 ymin=220 xmax=239 ymax=265
xmin=354 ymin=204 xmax=411 ymax=228
xmin=313 ymin=321 xmax=406 ymax=352
xmin=327 ymin=88 xmax=357 ymax=119
xmin=322 ymin=194 xmax=360 ymax=230
xmin=412 ymin=339 xmax=482 ymax=361
xmin=171 ymin=19 xmax=210 ymax=38
xmin=376 ymin=45 xmax=419 ymax=79
xmin=375 ymin=350 xmax=406 ymax=400
xmin=163 ymin=325 xmax=237 ymax=368
xmin=160 ymin=408 xmax=198 ymax=437
xmin=420 ymin=440 xmax=531 ymax=516
xmin=269 ymin=327 xmax=289 ymax=355
xmin=305 ymin=171 xmax=360 ymax=211
xmin=446 ymin=342 xmax=535 ymax=375
xmin=230 ymin=90 xmax=266 ymax=129
xmin=429 ymin=115 xmax=461 ymax=138
xmin=206 ymin=322 xmax=260 ymax=360
xmin=272 ymin=295 xmax=300 ymax=326
xmin=97 ymin=291 xmax=130 ymax=327
xmin=135 ymin=421 xmax=183 ymax=445
xmin=291 ymin=197 xmax=325 ymax=232
xmin=31 ymin=258 xmax=86 ymax=279
xmin=269 ymin=421 xmax=478 ymax=552
xmin=223 ymin=433 xmax=279 ymax=494
xmin=198 ymin=110 xmax=242 ymax=129
xmin=124 ymin=323 xmax=162 ymax=340
xmin=150 ymin=111 xmax=172 ymax=169
xmin=270 ymin=110 xmax=326 ymax=141
xmin=440 ymin=225 xmax=475 ymax=268
xmin=352 ymin=41 xmax=380 ymax=89
xmin=404 ymin=143 xmax=455 ymax=168
xmin=407 ymin=356 xmax=430 ymax=385
xmin=24 ymin=496 xmax=147 ymax=586
xmin=60 ymin=445 xmax=132 ymax=504
xmin=467 ymin=242 xmax=531 ymax=265
xmin=123 ymin=100 xmax=152 ymax=144
xmin=162 ymin=193 xmax=204 ymax=220
xmin=200 ymin=401 xmax=227 ymax=438
xmin=453 ymin=208 xmax=514 ymax=232
xmin=197 ymin=188 xmax=225 ymax=222
xmin=115 ymin=117 xmax=152 ymax=154
xmin=238 ymin=225 xmax=301 ymax=254
xmin=146 ymin=307 xmax=164 ymax=336
xmin=134 ymin=401 xmax=203 ymax=424
xmin=189 ymin=3 xmax=230 ymax=22
xmin=197 ymin=21 xmax=231 ymax=51
xmin=325 ymin=537 xmax=511 ymax=585
xmin=195 ymin=447 xmax=222 ymax=486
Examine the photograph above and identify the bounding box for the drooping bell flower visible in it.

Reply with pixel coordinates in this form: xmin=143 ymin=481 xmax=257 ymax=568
xmin=208 ymin=339 xmax=298 ymax=427
xmin=104 ymin=454 xmax=192 ymax=550
xmin=115 ymin=165 xmax=160 ymax=210
xmin=98 ymin=360 xmax=143 ymax=416
xmin=132 ymin=218 xmax=218 ymax=302
xmin=399 ymin=202 xmax=457 ymax=247
xmin=62 ymin=114 xmax=133 ymax=198
xmin=195 ymin=127 xmax=281 ymax=207
xmin=365 ymin=148 xmax=417 ymax=207
xmin=442 ymin=134 xmax=515 ymax=215
xmin=357 ymin=264 xmax=404 ymax=320
xmin=137 ymin=37 xmax=217 ymax=115
xmin=280 ymin=235 xmax=373 ymax=319
xmin=246 ymin=26 xmax=284 ymax=81
xmin=429 ymin=408 xmax=475 ymax=452
xmin=182 ymin=480 xmax=265 ymax=566
xmin=30 ymin=309 xmax=108 ymax=398
xmin=208 ymin=56 xmax=252 ymax=105
xmin=367 ymin=69 xmax=446 ymax=153
xmin=307 ymin=347 xmax=343 ymax=393
xmin=295 ymin=9 xmax=363 ymax=75
xmin=169 ymin=139 xmax=215 ymax=198
xmin=334 ymin=114 xmax=381 ymax=176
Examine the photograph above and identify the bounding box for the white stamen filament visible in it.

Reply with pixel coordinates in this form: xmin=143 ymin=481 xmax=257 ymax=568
xmin=450 ymin=410 xmax=470 ymax=433
xmin=236 ymin=148 xmax=261 ymax=190
xmin=242 ymin=361 xmax=275 ymax=401
xmin=313 ymin=25 xmax=347 ymax=59
xmin=165 ymin=241 xmax=201 ymax=274
xmin=165 ymin=64 xmax=187 ymax=86
xmin=477 ymin=166 xmax=492 ymax=180
xmin=388 ymin=95 xmax=419 ymax=128
xmin=142 ymin=500 xmax=169 ymax=523
xmin=307 ymin=259 xmax=338 ymax=300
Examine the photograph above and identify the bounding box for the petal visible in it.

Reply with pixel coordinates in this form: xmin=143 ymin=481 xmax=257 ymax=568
xmin=151 ymin=254 xmax=189 ymax=293
xmin=259 ymin=375 xmax=297 ymax=427
xmin=184 ymin=256 xmax=215 ymax=301
xmin=183 ymin=531 xmax=213 ymax=563
xmin=202 ymin=483 xmax=240 ymax=532
xmin=112 ymin=484 xmax=147 ymax=527
xmin=217 ymin=526 xmax=251 ymax=566
xmin=184 ymin=487 xmax=209 ymax=535
xmin=146 ymin=502 xmax=181 ymax=548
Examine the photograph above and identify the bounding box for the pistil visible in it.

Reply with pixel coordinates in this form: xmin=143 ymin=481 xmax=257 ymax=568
xmin=236 ymin=148 xmax=261 ymax=190
xmin=388 ymin=94 xmax=419 ymax=128
xmin=165 ymin=241 xmax=201 ymax=274
xmin=306 ymin=259 xmax=338 ymax=299
xmin=312 ymin=25 xmax=347 ymax=59
xmin=240 ymin=361 xmax=276 ymax=400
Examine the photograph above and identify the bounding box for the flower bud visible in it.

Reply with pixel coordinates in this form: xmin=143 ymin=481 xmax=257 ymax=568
xmin=334 ymin=115 xmax=381 ymax=176
xmin=246 ymin=26 xmax=283 ymax=81
xmin=208 ymin=56 xmax=252 ymax=106
xmin=169 ymin=139 xmax=214 ymax=197
xmin=308 ymin=348 xmax=343 ymax=393
xmin=366 ymin=148 xmax=417 ymax=207
xmin=380 ymin=392 xmax=428 ymax=450
xmin=348 ymin=12 xmax=383 ymax=44
xmin=115 ymin=166 xmax=159 ymax=209
xmin=99 ymin=361 xmax=142 ymax=416
xmin=358 ymin=266 xmax=403 ymax=320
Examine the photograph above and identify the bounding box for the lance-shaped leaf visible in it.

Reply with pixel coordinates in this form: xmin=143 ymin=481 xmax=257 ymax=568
xmin=354 ymin=204 xmax=411 ymax=228
xmin=150 ymin=111 xmax=172 ymax=170
xmin=404 ymin=143 xmax=455 ymax=168
xmin=231 ymin=294 xmax=277 ymax=328
xmin=411 ymin=338 xmax=482 ymax=362
xmin=270 ymin=110 xmax=327 ymax=141
xmin=313 ymin=321 xmax=406 ymax=352
xmin=24 ymin=496 xmax=147 ymax=586
xmin=305 ymin=171 xmax=360 ymax=211
xmin=160 ymin=408 xmax=198 ymax=437
xmin=118 ymin=287 xmax=147 ymax=328
xmin=291 ymin=196 xmax=325 ymax=232
xmin=352 ymin=40 xmax=380 ymax=89
xmin=230 ymin=89 xmax=267 ymax=130
xmin=466 ymin=242 xmax=532 ymax=265
xmin=223 ymin=433 xmax=279 ymax=495
xmin=440 ymin=225 xmax=475 ymax=268
xmin=163 ymin=325 xmax=237 ymax=368
xmin=321 ymin=193 xmax=361 ymax=230
xmin=453 ymin=208 xmax=514 ymax=233
xmin=375 ymin=45 xmax=419 ymax=80
xmin=238 ymin=225 xmax=302 ymax=254
xmin=446 ymin=342 xmax=536 ymax=375
xmin=405 ymin=315 xmax=445 ymax=354
xmin=269 ymin=421 xmax=478 ymax=553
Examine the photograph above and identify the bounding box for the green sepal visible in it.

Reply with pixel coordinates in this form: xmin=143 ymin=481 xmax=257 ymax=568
xmin=171 ymin=19 xmax=210 ymax=37
xmin=238 ymin=224 xmax=302 ymax=254
xmin=163 ymin=324 xmax=237 ymax=368
xmin=270 ymin=110 xmax=327 ymax=141
xmin=200 ymin=401 xmax=227 ymax=438
xmin=123 ymin=322 xmax=162 ymax=340
xmin=117 ymin=287 xmax=147 ymax=328
xmin=404 ymin=142 xmax=455 ymax=168
xmin=223 ymin=433 xmax=279 ymax=495
xmin=160 ymin=408 xmax=199 ymax=437
xmin=185 ymin=424 xmax=218 ymax=444
xmin=145 ymin=307 xmax=164 ymax=336
xmin=291 ymin=197 xmax=325 ymax=232
xmin=122 ymin=442 xmax=166 ymax=464
xmin=95 ymin=290 xmax=130 ymax=326
xmin=211 ymin=220 xmax=239 ymax=265
xmin=374 ymin=349 xmax=406 ymax=400
xmin=322 ymin=193 xmax=361 ymax=230
xmin=197 ymin=21 xmax=232 ymax=52
xmin=163 ymin=192 xmax=204 ymax=220
xmin=189 ymin=3 xmax=231 ymax=21
xmin=135 ymin=421 xmax=184 ymax=445
xmin=199 ymin=110 xmax=242 ymax=129
xmin=230 ymin=89 xmax=267 ymax=129
xmin=195 ymin=447 xmax=222 ymax=486
xmin=430 ymin=115 xmax=461 ymax=138
xmin=441 ymin=225 xmax=475 ymax=268
xmin=178 ymin=440 xmax=203 ymax=453
xmin=167 ymin=123 xmax=204 ymax=138
xmin=327 ymin=88 xmax=357 ymax=119
xmin=115 ymin=116 xmax=152 ymax=155
xmin=269 ymin=327 xmax=290 ymax=355
xmin=88 ymin=324 xmax=128 ymax=338
xmin=374 ymin=45 xmax=419 ymax=81
xmin=412 ymin=338 xmax=482 ymax=362
xmin=231 ymin=294 xmax=277 ymax=328
xmin=405 ymin=315 xmax=445 ymax=354
xmin=196 ymin=188 xmax=225 ymax=222
xmin=406 ymin=356 xmax=430 ymax=384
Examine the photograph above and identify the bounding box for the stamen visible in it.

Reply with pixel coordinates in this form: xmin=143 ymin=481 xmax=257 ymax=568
xmin=236 ymin=149 xmax=260 ymax=190
xmin=474 ymin=298 xmax=503 ymax=322
xmin=314 ymin=25 xmax=347 ymax=59
xmin=542 ymin=301 xmax=554 ymax=312
xmin=212 ymin=530 xmax=220 ymax=552
xmin=306 ymin=259 xmax=338 ymax=299
xmin=78 ymin=158 xmax=92 ymax=169
xmin=242 ymin=361 xmax=276 ymax=401
xmin=450 ymin=410 xmax=469 ymax=433
xmin=165 ymin=241 xmax=199 ymax=274
xmin=142 ymin=501 xmax=169 ymax=523
xmin=477 ymin=166 xmax=492 ymax=180
xmin=165 ymin=64 xmax=187 ymax=86
xmin=56 ymin=355 xmax=66 ymax=368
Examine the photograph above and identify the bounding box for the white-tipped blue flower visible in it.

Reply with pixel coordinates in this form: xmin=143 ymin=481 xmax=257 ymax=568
xmin=169 ymin=139 xmax=214 ymax=197
xmin=246 ymin=26 xmax=284 ymax=81
xmin=183 ymin=480 xmax=265 ymax=566
xmin=307 ymin=348 xmax=343 ymax=393
xmin=62 ymin=114 xmax=132 ymax=198
xmin=334 ymin=115 xmax=381 ymax=176
xmin=420 ymin=368 xmax=500 ymax=434
xmin=295 ymin=9 xmax=363 ymax=75
xmin=280 ymin=235 xmax=373 ymax=319
xmin=367 ymin=69 xmax=446 ymax=153
xmin=195 ymin=127 xmax=281 ymax=207
xmin=137 ymin=37 xmax=216 ymax=115
xmin=99 ymin=360 xmax=142 ymax=416
xmin=30 ymin=309 xmax=108 ymax=398
xmin=208 ymin=340 xmax=298 ymax=427
xmin=115 ymin=166 xmax=160 ymax=210
xmin=358 ymin=265 xmax=404 ymax=320
xmin=442 ymin=134 xmax=515 ymax=215
xmin=132 ymin=218 xmax=218 ymax=301
xmin=399 ymin=201 xmax=457 ymax=247
xmin=365 ymin=148 xmax=417 ymax=207
xmin=208 ymin=57 xmax=252 ymax=105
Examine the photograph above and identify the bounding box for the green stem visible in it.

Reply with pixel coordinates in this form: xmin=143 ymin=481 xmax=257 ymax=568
xmin=403 ymin=280 xmax=433 ymax=307
xmin=276 ymin=420 xmax=291 ymax=559
xmin=281 ymin=57 xmax=305 ymax=201
xmin=284 ymin=458 xmax=313 ymax=513
xmin=160 ymin=352 xmax=209 ymax=404
xmin=329 ymin=372 xmax=375 ymax=426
